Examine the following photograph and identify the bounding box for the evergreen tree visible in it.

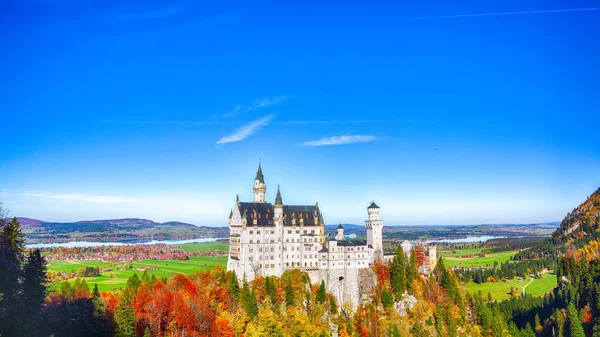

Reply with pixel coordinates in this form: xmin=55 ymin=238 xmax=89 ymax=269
xmin=141 ymin=270 xmax=150 ymax=284
xmin=285 ymin=280 xmax=296 ymax=307
xmin=389 ymin=324 xmax=401 ymax=337
xmin=390 ymin=246 xmax=407 ymax=299
xmin=567 ymin=302 xmax=585 ymax=337
xmin=126 ymin=273 xmax=141 ymax=293
xmin=228 ymin=271 xmax=240 ymax=300
xmin=0 ymin=217 xmax=25 ymax=337
xmin=407 ymin=248 xmax=419 ymax=291
xmin=316 ymin=280 xmax=326 ymax=303
xmin=381 ymin=288 xmax=394 ymax=309
xmin=143 ymin=327 xmax=152 ymax=337
xmin=20 ymin=248 xmax=47 ymax=337
xmin=266 ymin=276 xmax=277 ymax=304
xmin=115 ymin=290 xmax=136 ymax=337
xmin=246 ymin=289 xmax=259 ymax=319
xmin=92 ymin=283 xmax=100 ymax=298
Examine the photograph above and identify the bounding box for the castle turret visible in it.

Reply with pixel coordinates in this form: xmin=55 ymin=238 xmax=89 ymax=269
xmin=274 ymin=184 xmax=283 ymax=220
xmin=253 ymin=161 xmax=266 ymax=203
xmin=335 ymin=224 xmax=344 ymax=240
xmin=365 ymin=201 xmax=383 ymax=261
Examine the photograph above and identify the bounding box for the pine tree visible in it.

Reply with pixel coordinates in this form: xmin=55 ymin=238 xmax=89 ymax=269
xmin=115 ymin=290 xmax=136 ymax=337
xmin=92 ymin=283 xmax=100 ymax=298
xmin=316 ymin=280 xmax=326 ymax=303
xmin=126 ymin=273 xmax=141 ymax=293
xmin=266 ymin=276 xmax=277 ymax=304
xmin=407 ymin=248 xmax=419 ymax=290
xmin=228 ymin=271 xmax=240 ymax=300
xmin=0 ymin=217 xmax=25 ymax=337
xmin=391 ymin=247 xmax=407 ymax=299
xmin=567 ymin=302 xmax=585 ymax=337
xmin=381 ymin=289 xmax=394 ymax=309
xmin=20 ymin=248 xmax=47 ymax=337
xmin=245 ymin=289 xmax=259 ymax=319
xmin=285 ymin=280 xmax=296 ymax=307
xmin=389 ymin=324 xmax=401 ymax=337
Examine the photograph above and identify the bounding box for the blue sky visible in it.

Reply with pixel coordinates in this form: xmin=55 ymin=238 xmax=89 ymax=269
xmin=1 ymin=0 xmax=599 ymax=226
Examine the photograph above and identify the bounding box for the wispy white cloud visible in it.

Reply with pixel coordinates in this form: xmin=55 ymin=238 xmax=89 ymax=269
xmin=302 ymin=135 xmax=382 ymax=147
xmin=417 ymin=7 xmax=599 ymax=19
xmin=18 ymin=192 xmax=141 ymax=204
xmin=221 ymin=105 xmax=242 ymax=118
xmin=216 ymin=114 xmax=274 ymax=145
xmin=250 ymin=96 xmax=287 ymax=109
xmin=99 ymin=119 xmax=396 ymax=125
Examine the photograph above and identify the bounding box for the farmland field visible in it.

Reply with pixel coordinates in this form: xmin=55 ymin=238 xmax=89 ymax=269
xmin=177 ymin=240 xmax=229 ymax=252
xmin=438 ymin=248 xmax=519 ymax=268
xmin=47 ymin=256 xmax=227 ymax=292
xmin=466 ymin=272 xmax=557 ymax=301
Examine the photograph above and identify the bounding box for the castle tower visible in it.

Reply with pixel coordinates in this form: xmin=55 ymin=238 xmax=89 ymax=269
xmin=274 ymin=185 xmax=283 ymax=220
xmin=365 ymin=201 xmax=383 ymax=261
xmin=253 ymin=161 xmax=266 ymax=203
xmin=335 ymin=224 xmax=344 ymax=240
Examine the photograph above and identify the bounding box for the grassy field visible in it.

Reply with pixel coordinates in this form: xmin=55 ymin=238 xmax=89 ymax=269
xmin=438 ymin=248 xmax=519 ymax=268
xmin=177 ymin=241 xmax=229 ymax=252
xmin=466 ymin=272 xmax=557 ymax=301
xmin=47 ymin=256 xmax=227 ymax=292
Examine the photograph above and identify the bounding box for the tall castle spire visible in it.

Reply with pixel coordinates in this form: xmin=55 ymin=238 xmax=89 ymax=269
xmin=255 ymin=160 xmax=264 ymax=184
xmin=253 ymin=161 xmax=266 ymax=203
xmin=274 ymin=184 xmax=283 ymax=220
xmin=275 ymin=184 xmax=283 ymax=205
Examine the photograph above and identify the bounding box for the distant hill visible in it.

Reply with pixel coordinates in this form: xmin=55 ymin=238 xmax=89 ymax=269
xmin=10 ymin=217 xmax=229 ymax=244
xmin=515 ymin=187 xmax=600 ymax=260
xmin=550 ymin=187 xmax=600 ymax=247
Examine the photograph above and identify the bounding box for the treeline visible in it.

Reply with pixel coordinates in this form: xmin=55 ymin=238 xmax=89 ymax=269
xmin=454 ymin=258 xmax=556 ymax=284
xmin=486 ymin=237 xmax=547 ymax=253
xmin=0 ymin=218 xmax=47 ymax=337
xmin=477 ymin=239 xmax=600 ymax=337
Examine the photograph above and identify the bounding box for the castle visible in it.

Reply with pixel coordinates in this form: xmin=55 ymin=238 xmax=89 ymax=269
xmin=226 ymin=163 xmax=384 ymax=305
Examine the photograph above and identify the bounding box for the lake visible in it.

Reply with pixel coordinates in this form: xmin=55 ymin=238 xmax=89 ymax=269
xmin=26 ymin=237 xmax=226 ymax=249
xmin=425 ymin=235 xmax=505 ymax=244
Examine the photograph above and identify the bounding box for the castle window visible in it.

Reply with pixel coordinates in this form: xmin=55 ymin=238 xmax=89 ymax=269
xmin=271 ymin=230 xmax=274 ymax=234
xmin=249 ymin=230 xmax=253 ymax=234
xmin=257 ymin=230 xmax=260 ymax=234
xmin=288 ymin=230 xmax=292 ymax=234
xmin=249 ymin=240 xmax=253 ymax=243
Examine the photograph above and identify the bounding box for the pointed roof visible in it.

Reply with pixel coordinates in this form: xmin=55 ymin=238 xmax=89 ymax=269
xmin=337 ymin=223 xmax=344 ymax=230
xmin=255 ymin=161 xmax=264 ymax=183
xmin=229 ymin=209 xmax=233 ymax=219
xmin=275 ymin=184 xmax=283 ymax=205
xmin=368 ymin=201 xmax=379 ymax=209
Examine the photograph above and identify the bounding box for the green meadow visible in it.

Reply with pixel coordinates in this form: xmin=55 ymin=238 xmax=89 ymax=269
xmin=466 ymin=272 xmax=557 ymax=301
xmin=47 ymin=256 xmax=227 ymax=292
xmin=177 ymin=240 xmax=229 ymax=252
xmin=438 ymin=248 xmax=519 ymax=268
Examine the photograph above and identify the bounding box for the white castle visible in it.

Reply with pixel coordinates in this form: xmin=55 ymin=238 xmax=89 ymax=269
xmin=226 ymin=162 xmax=384 ymax=305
